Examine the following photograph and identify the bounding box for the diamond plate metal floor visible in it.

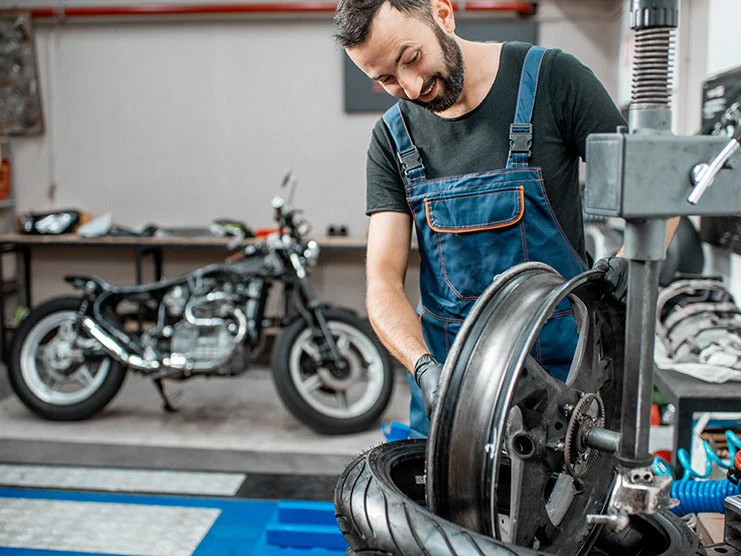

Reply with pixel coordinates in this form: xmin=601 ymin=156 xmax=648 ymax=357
xmin=0 ymin=486 xmax=346 ymax=555
xmin=0 ymin=496 xmax=220 ymax=555
xmin=0 ymin=464 xmax=245 ymax=496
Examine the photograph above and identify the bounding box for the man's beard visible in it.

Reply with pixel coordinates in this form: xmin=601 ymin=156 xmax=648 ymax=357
xmin=411 ymin=27 xmax=464 ymax=113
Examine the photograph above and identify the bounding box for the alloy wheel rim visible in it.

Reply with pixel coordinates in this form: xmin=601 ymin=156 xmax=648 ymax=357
xmin=427 ymin=262 xmax=625 ymax=554
xmin=20 ymin=310 xmax=111 ymax=405
xmin=288 ymin=320 xmax=385 ymax=419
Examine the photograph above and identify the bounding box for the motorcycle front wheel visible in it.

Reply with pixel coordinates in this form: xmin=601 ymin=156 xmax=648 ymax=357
xmin=8 ymin=297 xmax=127 ymax=420
xmin=272 ymin=309 xmax=393 ymax=435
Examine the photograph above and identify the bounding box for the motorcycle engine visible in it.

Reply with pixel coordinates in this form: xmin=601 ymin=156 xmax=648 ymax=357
xmin=170 ymin=321 xmax=234 ymax=363
xmin=155 ymin=284 xmax=252 ymax=375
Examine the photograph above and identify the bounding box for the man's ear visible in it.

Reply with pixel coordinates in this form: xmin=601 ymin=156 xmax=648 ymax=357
xmin=431 ymin=0 xmax=456 ymax=33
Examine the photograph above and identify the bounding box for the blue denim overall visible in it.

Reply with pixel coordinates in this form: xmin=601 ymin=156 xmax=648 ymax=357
xmin=382 ymin=46 xmax=588 ymax=437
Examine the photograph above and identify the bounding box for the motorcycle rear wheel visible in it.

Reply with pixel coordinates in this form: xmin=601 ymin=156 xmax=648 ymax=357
xmin=272 ymin=309 xmax=393 ymax=435
xmin=8 ymin=297 xmax=127 ymax=420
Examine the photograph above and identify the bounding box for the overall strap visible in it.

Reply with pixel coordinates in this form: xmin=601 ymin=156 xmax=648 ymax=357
xmin=382 ymin=103 xmax=427 ymax=184
xmin=507 ymin=45 xmax=547 ymax=169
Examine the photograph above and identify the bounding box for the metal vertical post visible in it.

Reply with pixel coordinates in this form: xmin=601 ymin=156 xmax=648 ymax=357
xmin=618 ymin=258 xmax=662 ymax=465
xmin=616 ymin=0 xmax=679 ymax=467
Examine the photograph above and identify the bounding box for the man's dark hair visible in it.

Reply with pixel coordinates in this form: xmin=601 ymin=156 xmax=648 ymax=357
xmin=334 ymin=0 xmax=435 ymax=48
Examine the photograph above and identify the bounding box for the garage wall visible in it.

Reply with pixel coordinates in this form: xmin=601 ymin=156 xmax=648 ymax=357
xmin=14 ymin=19 xmax=375 ymax=235
xmin=8 ymin=0 xmax=624 ymax=314
xmin=707 ymin=0 xmax=741 ymax=76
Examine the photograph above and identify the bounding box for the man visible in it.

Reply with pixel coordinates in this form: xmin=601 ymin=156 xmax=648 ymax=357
xmin=334 ymin=0 xmax=662 ymax=437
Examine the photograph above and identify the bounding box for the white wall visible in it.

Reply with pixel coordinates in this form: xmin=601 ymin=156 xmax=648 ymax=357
xmin=17 ymin=19 xmax=376 ymax=237
xmin=8 ymin=0 xmax=625 ymax=312
xmin=707 ymin=0 xmax=741 ymax=76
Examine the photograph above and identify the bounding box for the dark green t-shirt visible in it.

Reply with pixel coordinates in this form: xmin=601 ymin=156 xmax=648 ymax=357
xmin=365 ymin=42 xmax=626 ymax=258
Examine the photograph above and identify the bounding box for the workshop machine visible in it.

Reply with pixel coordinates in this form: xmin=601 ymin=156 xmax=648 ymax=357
xmin=336 ymin=0 xmax=741 ymax=554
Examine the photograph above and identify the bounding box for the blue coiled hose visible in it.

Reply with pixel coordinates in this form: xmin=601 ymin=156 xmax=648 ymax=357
xmin=652 ymin=430 xmax=741 ymax=516
xmin=671 ymin=477 xmax=741 ymax=515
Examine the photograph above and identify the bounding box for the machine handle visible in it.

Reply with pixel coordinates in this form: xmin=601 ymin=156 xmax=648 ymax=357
xmin=688 ymin=127 xmax=741 ymax=205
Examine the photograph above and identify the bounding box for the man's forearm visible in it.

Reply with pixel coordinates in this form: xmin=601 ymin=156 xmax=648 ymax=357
xmin=366 ymin=282 xmax=429 ymax=373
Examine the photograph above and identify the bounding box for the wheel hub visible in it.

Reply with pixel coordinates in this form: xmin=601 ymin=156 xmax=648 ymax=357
xmin=44 ymin=337 xmax=84 ymax=372
xmin=315 ymin=349 xmax=361 ymax=392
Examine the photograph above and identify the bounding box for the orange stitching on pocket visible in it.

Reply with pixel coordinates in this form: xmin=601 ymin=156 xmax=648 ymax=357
xmin=424 ymin=187 xmax=524 ymax=234
xmin=407 ymin=176 xmax=530 ymax=199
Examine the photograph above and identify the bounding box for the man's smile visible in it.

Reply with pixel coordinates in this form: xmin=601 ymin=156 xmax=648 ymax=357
xmin=419 ymin=78 xmax=437 ymax=102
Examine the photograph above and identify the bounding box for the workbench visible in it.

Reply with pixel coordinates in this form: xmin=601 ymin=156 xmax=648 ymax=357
xmin=653 ymin=367 xmax=741 ymax=477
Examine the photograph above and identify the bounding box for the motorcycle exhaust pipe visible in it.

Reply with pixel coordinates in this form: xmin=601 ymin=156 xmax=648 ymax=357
xmin=82 ymin=310 xmax=249 ymax=375
xmin=81 ymin=317 xmax=162 ymax=371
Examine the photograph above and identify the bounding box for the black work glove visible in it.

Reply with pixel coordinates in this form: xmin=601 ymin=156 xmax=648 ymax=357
xmin=414 ymin=353 xmax=443 ymax=419
xmin=593 ymin=256 xmax=629 ymax=304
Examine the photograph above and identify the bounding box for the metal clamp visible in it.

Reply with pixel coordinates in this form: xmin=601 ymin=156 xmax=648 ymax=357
xmin=586 ymin=465 xmax=675 ymax=532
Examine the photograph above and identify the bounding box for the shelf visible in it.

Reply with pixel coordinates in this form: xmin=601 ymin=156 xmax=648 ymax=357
xmin=0 ymin=199 xmax=14 ymax=209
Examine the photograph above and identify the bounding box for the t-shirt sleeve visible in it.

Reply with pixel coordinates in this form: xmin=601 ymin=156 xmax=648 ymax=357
xmin=548 ymin=50 xmax=626 ymax=160
xmin=366 ymin=118 xmax=410 ymax=216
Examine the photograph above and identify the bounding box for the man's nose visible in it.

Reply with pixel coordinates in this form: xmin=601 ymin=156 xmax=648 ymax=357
xmin=398 ymin=72 xmax=423 ymax=100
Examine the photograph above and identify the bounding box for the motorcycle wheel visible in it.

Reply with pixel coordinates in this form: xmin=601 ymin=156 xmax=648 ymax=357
xmin=272 ymin=309 xmax=393 ymax=435
xmin=8 ymin=297 xmax=127 ymax=420
xmin=335 ymin=440 xmax=701 ymax=556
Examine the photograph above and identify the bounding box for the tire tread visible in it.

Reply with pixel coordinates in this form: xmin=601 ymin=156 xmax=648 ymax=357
xmin=335 ymin=440 xmax=701 ymax=556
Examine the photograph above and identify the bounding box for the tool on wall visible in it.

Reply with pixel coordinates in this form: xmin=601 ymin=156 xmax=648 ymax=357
xmin=0 ymin=12 xmax=44 ymax=136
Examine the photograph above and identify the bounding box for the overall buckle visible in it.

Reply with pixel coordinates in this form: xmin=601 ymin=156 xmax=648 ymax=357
xmin=509 ymin=123 xmax=533 ymax=157
xmin=398 ymin=148 xmax=424 ymax=177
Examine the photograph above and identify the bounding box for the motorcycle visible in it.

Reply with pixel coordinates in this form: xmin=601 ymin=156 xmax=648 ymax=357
xmin=7 ymin=172 xmax=394 ymax=435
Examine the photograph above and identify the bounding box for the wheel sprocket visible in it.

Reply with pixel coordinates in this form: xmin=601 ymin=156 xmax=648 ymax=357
xmin=563 ymin=393 xmax=606 ymax=478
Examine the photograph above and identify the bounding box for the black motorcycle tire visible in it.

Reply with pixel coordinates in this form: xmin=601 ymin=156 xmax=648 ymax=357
xmin=8 ymin=297 xmax=127 ymax=421
xmin=272 ymin=309 xmax=393 ymax=435
xmin=335 ymin=440 xmax=701 ymax=556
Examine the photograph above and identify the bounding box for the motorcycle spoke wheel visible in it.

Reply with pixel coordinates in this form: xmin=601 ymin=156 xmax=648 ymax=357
xmin=288 ymin=321 xmax=385 ymax=419
xmin=21 ymin=310 xmax=111 ymax=406
xmin=427 ymin=262 xmax=625 ymax=555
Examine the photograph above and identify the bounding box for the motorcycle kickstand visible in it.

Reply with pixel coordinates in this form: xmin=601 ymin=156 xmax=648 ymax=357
xmin=153 ymin=379 xmax=180 ymax=413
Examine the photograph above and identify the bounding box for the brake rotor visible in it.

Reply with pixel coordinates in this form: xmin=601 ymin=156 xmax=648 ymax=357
xmin=427 ymin=262 xmax=625 ymax=555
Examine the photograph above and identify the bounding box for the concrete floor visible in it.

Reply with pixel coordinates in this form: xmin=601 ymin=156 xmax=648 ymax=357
xmin=0 ymin=365 xmax=411 ymax=475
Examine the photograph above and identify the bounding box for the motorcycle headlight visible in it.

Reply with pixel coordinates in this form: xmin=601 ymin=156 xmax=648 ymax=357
xmin=303 ymin=240 xmax=320 ymax=266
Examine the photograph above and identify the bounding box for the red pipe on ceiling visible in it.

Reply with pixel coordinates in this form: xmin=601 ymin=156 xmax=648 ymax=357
xmin=27 ymin=1 xmax=535 ymax=19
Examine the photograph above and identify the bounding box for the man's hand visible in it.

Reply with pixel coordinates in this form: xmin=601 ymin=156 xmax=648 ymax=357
xmin=414 ymin=354 xmax=443 ymax=418
xmin=593 ymin=256 xmax=629 ymax=303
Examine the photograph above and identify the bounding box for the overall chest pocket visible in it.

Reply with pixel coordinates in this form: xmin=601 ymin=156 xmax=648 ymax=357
xmin=424 ymin=185 xmax=527 ymax=300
